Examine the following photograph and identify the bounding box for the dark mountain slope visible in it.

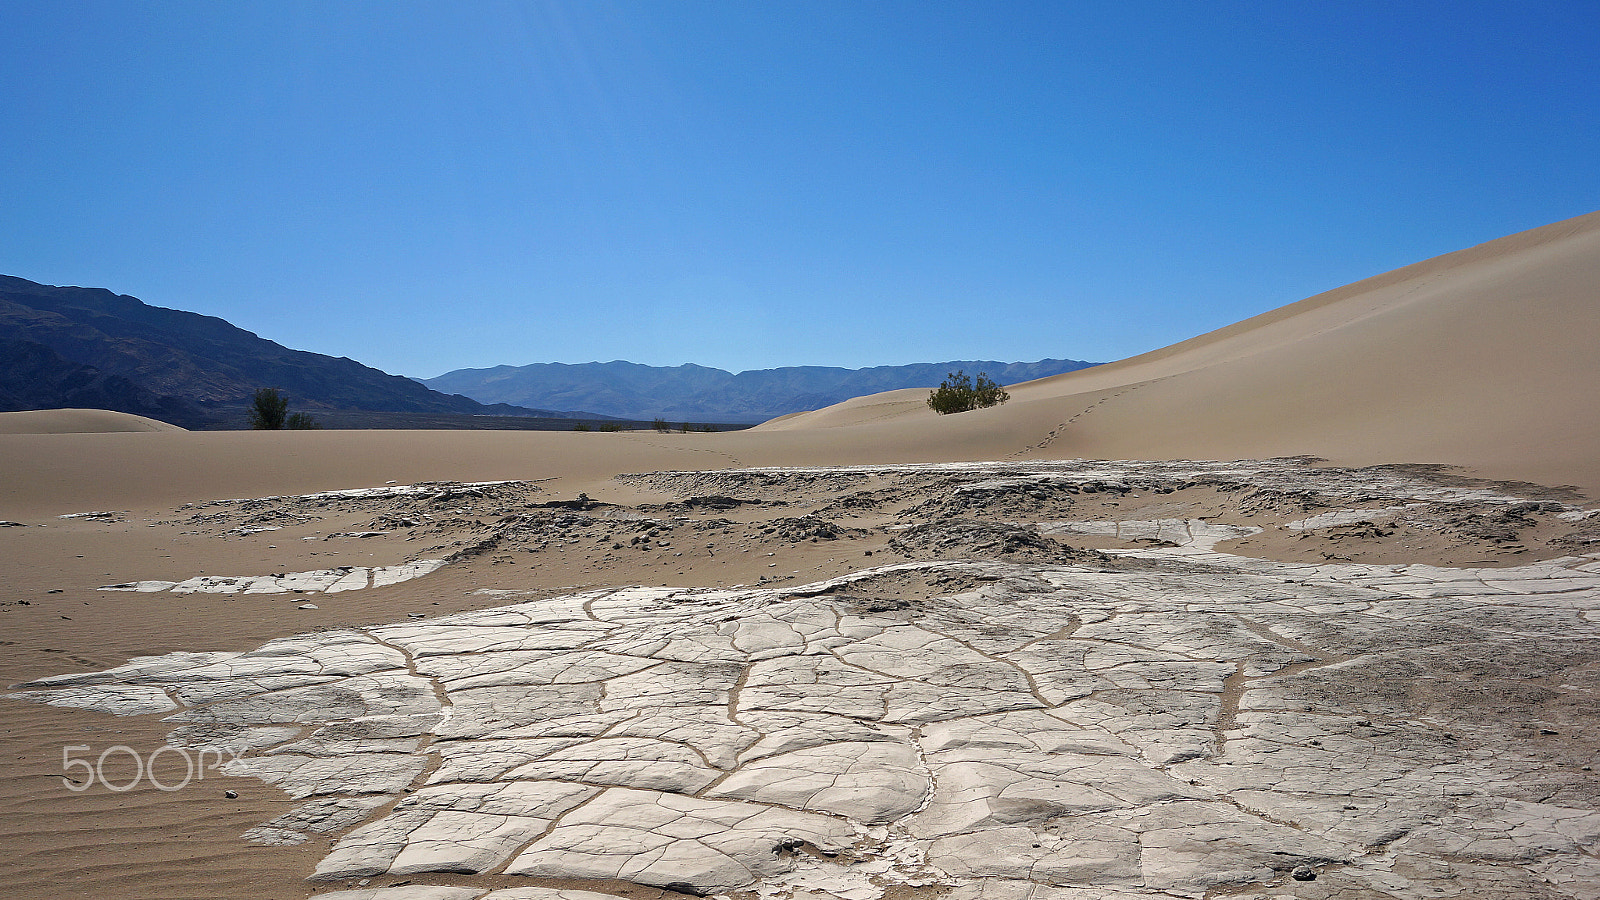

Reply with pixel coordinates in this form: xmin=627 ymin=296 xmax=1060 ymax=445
xmin=0 ymin=276 xmax=604 ymax=423
xmin=0 ymin=338 xmax=209 ymax=426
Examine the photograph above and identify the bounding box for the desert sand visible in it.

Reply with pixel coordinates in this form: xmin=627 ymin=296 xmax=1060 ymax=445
xmin=2 ymin=212 xmax=1598 ymax=900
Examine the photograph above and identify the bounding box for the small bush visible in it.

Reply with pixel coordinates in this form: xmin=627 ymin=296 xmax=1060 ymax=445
xmin=249 ymin=388 xmax=289 ymax=429
xmin=598 ymin=423 xmax=623 ymax=432
xmin=285 ymin=412 xmax=322 ymax=430
xmin=573 ymin=423 xmax=591 ymax=432
xmin=928 ymin=370 xmax=1010 ymax=415
xmin=652 ymin=418 xmax=670 ymax=433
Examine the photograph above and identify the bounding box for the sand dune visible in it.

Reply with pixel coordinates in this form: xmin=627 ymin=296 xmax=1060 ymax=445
xmin=761 ymin=209 xmax=1600 ymax=494
xmin=0 ymin=408 xmax=188 ymax=434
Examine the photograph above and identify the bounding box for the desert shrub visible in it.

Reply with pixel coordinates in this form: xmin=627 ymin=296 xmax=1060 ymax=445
xmin=927 ymin=370 xmax=1010 ymax=415
xmin=573 ymin=423 xmax=592 ymax=432
xmin=652 ymin=418 xmax=670 ymax=433
xmin=249 ymin=388 xmax=289 ymax=429
xmin=285 ymin=412 xmax=322 ymax=430
xmin=972 ymin=373 xmax=1010 ymax=409
xmin=598 ymin=423 xmax=623 ymax=432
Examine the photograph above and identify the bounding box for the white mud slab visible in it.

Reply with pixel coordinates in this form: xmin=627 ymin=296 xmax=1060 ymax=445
xmin=99 ymin=560 xmax=447 ymax=595
xmin=208 ymin=481 xmax=524 ymax=505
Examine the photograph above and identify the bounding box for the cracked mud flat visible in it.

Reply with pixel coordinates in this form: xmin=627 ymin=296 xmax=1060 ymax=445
xmin=11 ymin=459 xmax=1600 ymax=900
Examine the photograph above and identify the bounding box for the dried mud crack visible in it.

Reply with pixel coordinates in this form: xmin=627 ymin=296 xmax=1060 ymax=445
xmin=10 ymin=458 xmax=1600 ymax=900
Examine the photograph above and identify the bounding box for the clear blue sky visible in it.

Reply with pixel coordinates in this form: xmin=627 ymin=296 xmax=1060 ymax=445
xmin=3 ymin=1 xmax=1596 ymax=378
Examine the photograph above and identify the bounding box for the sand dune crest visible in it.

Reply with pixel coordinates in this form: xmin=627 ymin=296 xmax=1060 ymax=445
xmin=0 ymin=409 xmax=188 ymax=434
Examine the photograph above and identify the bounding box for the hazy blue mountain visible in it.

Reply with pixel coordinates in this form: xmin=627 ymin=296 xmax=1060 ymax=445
xmin=423 ymin=358 xmax=1099 ymax=423
xmin=0 ymin=275 xmax=611 ymax=426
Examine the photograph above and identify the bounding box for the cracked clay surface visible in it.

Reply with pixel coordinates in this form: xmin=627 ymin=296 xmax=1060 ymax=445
xmin=11 ymin=459 xmax=1600 ymax=900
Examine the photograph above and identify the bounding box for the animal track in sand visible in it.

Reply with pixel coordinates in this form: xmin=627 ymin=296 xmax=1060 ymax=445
xmin=1012 ymin=376 xmax=1172 ymax=458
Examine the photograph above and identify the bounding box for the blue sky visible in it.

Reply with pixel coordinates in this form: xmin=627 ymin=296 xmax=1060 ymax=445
xmin=3 ymin=2 xmax=1596 ymax=378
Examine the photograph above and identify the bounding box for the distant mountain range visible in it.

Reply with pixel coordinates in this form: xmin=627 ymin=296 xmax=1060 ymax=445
xmin=0 ymin=275 xmax=605 ymax=428
xmin=0 ymin=274 xmax=1098 ymax=428
xmin=422 ymin=358 xmax=1100 ymax=423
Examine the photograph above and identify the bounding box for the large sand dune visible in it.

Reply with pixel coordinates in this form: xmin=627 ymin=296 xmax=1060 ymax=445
xmin=763 ymin=210 xmax=1600 ymax=494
